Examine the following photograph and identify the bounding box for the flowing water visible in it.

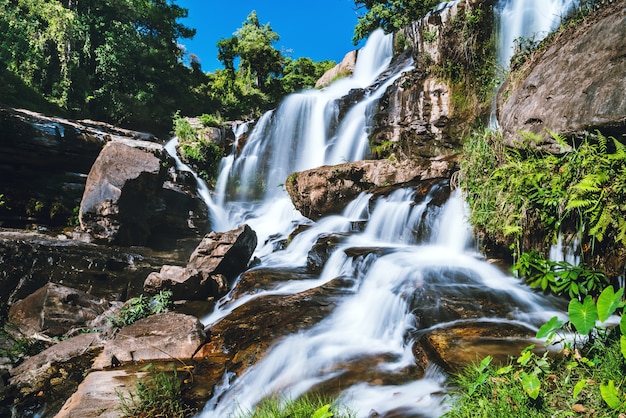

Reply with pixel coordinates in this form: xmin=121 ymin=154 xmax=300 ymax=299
xmin=171 ymin=2 xmax=583 ymax=416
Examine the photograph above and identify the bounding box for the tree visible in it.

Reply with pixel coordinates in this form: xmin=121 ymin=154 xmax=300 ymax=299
xmin=352 ymin=0 xmax=440 ymax=42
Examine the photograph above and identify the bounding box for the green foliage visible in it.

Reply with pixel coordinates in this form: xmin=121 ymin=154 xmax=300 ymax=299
xmin=0 ymin=0 xmax=200 ymax=131
xmin=512 ymin=250 xmax=607 ymax=298
xmin=109 ymin=291 xmax=173 ymax=330
xmin=435 ymin=4 xmax=498 ymax=123
xmin=236 ymin=394 xmax=354 ymax=418
xmin=173 ymin=114 xmax=225 ymax=186
xmin=0 ymin=324 xmax=48 ymax=363
xmin=119 ymin=365 xmax=190 ymax=418
xmin=461 ymin=130 xmax=626 ymax=262
xmin=352 ymin=0 xmax=440 ymax=43
xmin=200 ymin=113 xmax=224 ymax=128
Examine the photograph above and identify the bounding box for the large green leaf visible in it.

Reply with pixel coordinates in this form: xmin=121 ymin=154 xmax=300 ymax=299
xmin=600 ymin=380 xmax=623 ymax=409
xmin=520 ymin=372 xmax=541 ymax=399
xmin=620 ymin=313 xmax=626 ymax=335
xmin=621 ymin=335 xmax=626 ymax=361
xmin=568 ymin=296 xmax=598 ymax=335
xmin=597 ymin=286 xmax=624 ymax=322
xmin=536 ymin=315 xmax=564 ymax=340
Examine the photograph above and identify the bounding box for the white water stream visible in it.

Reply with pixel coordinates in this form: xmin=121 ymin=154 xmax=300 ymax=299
xmin=166 ymin=2 xmax=583 ymax=416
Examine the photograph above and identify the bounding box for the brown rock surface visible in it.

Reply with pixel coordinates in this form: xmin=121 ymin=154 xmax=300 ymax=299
xmin=315 ymin=50 xmax=358 ymax=88
xmin=285 ymin=158 xmax=456 ymax=220
xmin=92 ymin=312 xmax=206 ymax=369
xmin=497 ymin=3 xmax=626 ymax=151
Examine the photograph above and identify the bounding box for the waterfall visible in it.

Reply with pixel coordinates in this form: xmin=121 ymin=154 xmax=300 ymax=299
xmin=494 ymin=0 xmax=580 ymax=69
xmin=187 ymin=3 xmax=576 ymax=417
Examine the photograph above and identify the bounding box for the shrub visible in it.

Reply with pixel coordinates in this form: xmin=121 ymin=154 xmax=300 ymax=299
xmin=108 ymin=291 xmax=173 ymax=330
xmin=119 ymin=365 xmax=191 ymax=417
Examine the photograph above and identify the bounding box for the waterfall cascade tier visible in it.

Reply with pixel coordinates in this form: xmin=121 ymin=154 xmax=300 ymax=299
xmin=182 ymin=2 xmax=577 ymax=416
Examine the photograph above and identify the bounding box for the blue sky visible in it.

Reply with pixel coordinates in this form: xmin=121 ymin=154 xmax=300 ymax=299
xmin=175 ymin=0 xmax=364 ymax=72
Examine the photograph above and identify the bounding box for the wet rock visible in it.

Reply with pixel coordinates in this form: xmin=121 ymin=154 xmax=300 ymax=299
xmin=285 ymin=158 xmax=456 ymax=221
xmin=7 ymin=332 xmax=104 ymax=413
xmin=144 ymin=225 xmax=258 ymax=300
xmin=188 ymin=224 xmax=258 ymax=278
xmin=421 ymin=320 xmax=538 ymax=371
xmin=3 ymin=332 xmax=104 ymax=416
xmin=0 ymin=230 xmax=174 ymax=310
xmin=193 ymin=277 xmax=351 ymax=387
xmin=92 ymin=312 xmax=206 ymax=369
xmin=8 ymin=283 xmax=112 ymax=338
xmin=307 ymin=233 xmax=349 ymax=273
xmin=497 ymin=3 xmax=626 ymax=151
xmin=227 ymin=267 xmax=318 ymax=301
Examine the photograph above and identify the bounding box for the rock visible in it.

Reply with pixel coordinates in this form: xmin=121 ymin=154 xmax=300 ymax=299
xmin=497 ymin=3 xmax=626 ymax=152
xmin=79 ymin=140 xmax=166 ymax=246
xmin=0 ymin=230 xmax=174 ymax=310
xmin=307 ymin=233 xmax=349 ymax=273
xmin=79 ymin=138 xmax=209 ymax=248
xmin=144 ymin=225 xmax=258 ymax=300
xmin=285 ymin=158 xmax=457 ymax=220
xmin=193 ymin=277 xmax=351 ymax=382
xmin=144 ymin=265 xmax=228 ymax=300
xmin=8 ymin=332 xmax=104 ymax=405
xmin=92 ymin=312 xmax=206 ymax=369
xmin=0 ymin=107 xmax=156 ymax=229
xmin=7 ymin=283 xmax=112 ymax=337
xmin=315 ymin=50 xmax=358 ymax=88
xmin=54 ymin=368 xmax=148 ymax=418
xmin=422 ymin=320 xmax=538 ymax=371
xmin=188 ymin=224 xmax=258 ymax=278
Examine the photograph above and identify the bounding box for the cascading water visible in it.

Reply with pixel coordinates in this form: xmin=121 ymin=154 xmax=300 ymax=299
xmin=186 ymin=2 xmax=579 ymax=417
xmin=494 ymin=0 xmax=580 ymax=68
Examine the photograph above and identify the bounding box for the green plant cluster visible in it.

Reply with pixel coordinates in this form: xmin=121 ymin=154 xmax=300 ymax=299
xmin=173 ymin=115 xmax=225 ymax=187
xmin=237 ymin=394 xmax=355 ymax=418
xmin=119 ymin=365 xmax=191 ymax=418
xmin=445 ymin=285 xmax=626 ymax=417
xmin=513 ymin=250 xmax=607 ymax=299
xmin=461 ymin=129 xmax=626 ymax=262
xmin=108 ymin=291 xmax=173 ymax=330
xmin=436 ymin=4 xmax=499 ymax=126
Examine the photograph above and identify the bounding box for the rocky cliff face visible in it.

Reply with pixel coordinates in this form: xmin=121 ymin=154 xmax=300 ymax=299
xmin=497 ymin=2 xmax=626 ymax=151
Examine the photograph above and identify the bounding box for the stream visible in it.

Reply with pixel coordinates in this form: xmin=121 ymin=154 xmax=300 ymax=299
xmin=166 ymin=1 xmax=580 ymax=416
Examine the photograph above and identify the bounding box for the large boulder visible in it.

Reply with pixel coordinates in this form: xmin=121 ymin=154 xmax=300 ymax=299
xmin=79 ymin=139 xmax=209 ymax=247
xmin=0 ymin=108 xmax=156 ymax=228
xmin=497 ymin=3 xmax=626 ymax=151
xmin=285 ymin=158 xmax=456 ymax=220
xmin=0 ymin=230 xmax=174 ymax=310
xmin=315 ymin=50 xmax=358 ymax=88
xmin=92 ymin=312 xmax=206 ymax=369
xmin=144 ymin=224 xmax=258 ymax=300
xmin=7 ymin=283 xmax=114 ymax=338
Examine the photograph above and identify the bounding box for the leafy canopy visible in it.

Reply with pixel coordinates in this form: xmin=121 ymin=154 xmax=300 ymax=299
xmin=352 ymin=0 xmax=440 ymax=42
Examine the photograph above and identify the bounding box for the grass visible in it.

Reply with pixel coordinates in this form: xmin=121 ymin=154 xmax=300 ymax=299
xmin=444 ymin=334 xmax=626 ymax=417
xmin=235 ymin=394 xmax=355 ymax=418
xmin=118 ymin=366 xmax=193 ymax=418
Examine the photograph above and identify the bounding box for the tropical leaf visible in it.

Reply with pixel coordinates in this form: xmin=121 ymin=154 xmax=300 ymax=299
xmin=536 ymin=315 xmax=565 ymax=340
xmin=621 ymin=335 xmax=626 ymax=361
xmin=600 ymin=380 xmax=623 ymax=409
xmin=573 ymin=379 xmax=587 ymax=399
xmin=520 ymin=372 xmax=541 ymax=399
xmin=597 ymin=286 xmax=624 ymax=322
xmin=568 ymin=296 xmax=598 ymax=335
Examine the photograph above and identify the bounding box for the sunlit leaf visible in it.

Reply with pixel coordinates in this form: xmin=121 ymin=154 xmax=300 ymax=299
xmin=536 ymin=315 xmax=564 ymax=340
xmin=573 ymin=379 xmax=587 ymax=399
xmin=597 ymin=286 xmax=624 ymax=322
xmin=600 ymin=380 xmax=623 ymax=409
xmin=520 ymin=372 xmax=541 ymax=399
xmin=568 ymin=296 xmax=598 ymax=335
